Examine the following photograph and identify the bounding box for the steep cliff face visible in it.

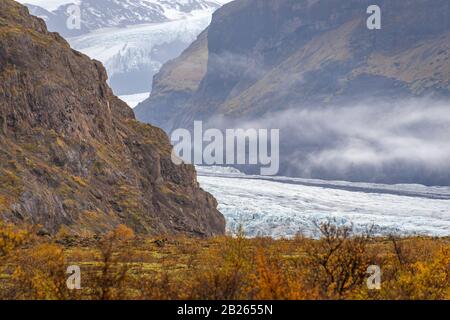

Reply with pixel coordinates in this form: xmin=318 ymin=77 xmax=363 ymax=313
xmin=0 ymin=0 xmax=225 ymax=236
xmin=135 ymin=0 xmax=450 ymax=185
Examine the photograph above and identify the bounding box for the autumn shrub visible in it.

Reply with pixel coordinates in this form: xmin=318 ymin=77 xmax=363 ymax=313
xmin=9 ymin=243 xmax=76 ymax=299
xmin=0 ymin=222 xmax=31 ymax=299
xmin=359 ymin=238 xmax=450 ymax=300
xmin=135 ymin=272 xmax=184 ymax=300
xmin=87 ymin=224 xmax=135 ymax=300
xmin=0 ymin=221 xmax=29 ymax=257
xmin=251 ymin=247 xmax=304 ymax=300
xmin=302 ymin=222 xmax=376 ymax=299
xmin=186 ymin=229 xmax=255 ymax=300
xmin=0 ymin=221 xmax=448 ymax=300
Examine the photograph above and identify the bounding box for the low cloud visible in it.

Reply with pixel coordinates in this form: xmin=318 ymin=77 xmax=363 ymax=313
xmin=208 ymin=97 xmax=450 ymax=185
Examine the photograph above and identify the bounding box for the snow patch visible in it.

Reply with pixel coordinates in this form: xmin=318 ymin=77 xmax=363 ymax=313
xmin=119 ymin=92 xmax=150 ymax=108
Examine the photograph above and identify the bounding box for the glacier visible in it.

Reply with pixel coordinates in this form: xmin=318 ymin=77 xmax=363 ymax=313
xmin=20 ymin=0 xmax=233 ymax=95
xmin=68 ymin=11 xmax=214 ymax=94
xmin=196 ymin=166 xmax=450 ymax=238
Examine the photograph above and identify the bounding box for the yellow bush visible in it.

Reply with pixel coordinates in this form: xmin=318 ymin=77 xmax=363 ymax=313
xmin=0 ymin=222 xmax=448 ymax=300
xmin=253 ymin=248 xmax=305 ymax=300
xmin=388 ymin=247 xmax=449 ymax=299
xmin=0 ymin=222 xmax=28 ymax=257
xmin=11 ymin=243 xmax=71 ymax=300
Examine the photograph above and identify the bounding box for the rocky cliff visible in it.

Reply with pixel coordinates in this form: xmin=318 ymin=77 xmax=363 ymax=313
xmin=0 ymin=0 xmax=225 ymax=236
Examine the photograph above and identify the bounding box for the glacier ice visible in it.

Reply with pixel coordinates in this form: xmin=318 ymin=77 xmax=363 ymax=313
xmin=68 ymin=11 xmax=213 ymax=94
xmin=20 ymin=0 xmax=231 ymax=95
xmin=196 ymin=166 xmax=450 ymax=238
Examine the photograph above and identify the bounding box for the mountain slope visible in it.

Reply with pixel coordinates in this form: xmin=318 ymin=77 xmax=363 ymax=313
xmin=136 ymin=29 xmax=209 ymax=131
xmin=0 ymin=0 xmax=225 ymax=236
xmin=135 ymin=0 xmax=450 ymax=185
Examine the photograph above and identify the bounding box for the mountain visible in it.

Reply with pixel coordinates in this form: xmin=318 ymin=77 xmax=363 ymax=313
xmin=68 ymin=10 xmax=215 ymax=95
xmin=136 ymin=29 xmax=209 ymax=131
xmin=21 ymin=0 xmax=229 ymax=37
xmin=19 ymin=0 xmax=231 ymax=96
xmin=0 ymin=0 xmax=225 ymax=236
xmin=135 ymin=0 xmax=450 ymax=185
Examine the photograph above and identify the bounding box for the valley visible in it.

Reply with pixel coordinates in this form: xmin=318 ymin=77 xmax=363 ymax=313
xmin=0 ymin=0 xmax=449 ymax=302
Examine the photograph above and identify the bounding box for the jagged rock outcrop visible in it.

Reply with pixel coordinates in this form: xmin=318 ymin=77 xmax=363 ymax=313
xmin=0 ymin=0 xmax=225 ymax=236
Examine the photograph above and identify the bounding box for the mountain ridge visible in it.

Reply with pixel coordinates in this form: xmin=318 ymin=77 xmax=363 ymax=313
xmin=22 ymin=0 xmax=231 ymax=37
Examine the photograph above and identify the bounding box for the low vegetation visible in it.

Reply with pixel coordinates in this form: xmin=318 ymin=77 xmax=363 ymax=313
xmin=0 ymin=222 xmax=448 ymax=300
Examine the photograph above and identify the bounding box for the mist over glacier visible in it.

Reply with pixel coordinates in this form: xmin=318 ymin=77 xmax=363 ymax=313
xmin=204 ymin=98 xmax=450 ymax=185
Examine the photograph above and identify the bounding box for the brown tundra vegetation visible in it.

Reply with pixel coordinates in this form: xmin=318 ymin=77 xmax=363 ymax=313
xmin=0 ymin=221 xmax=448 ymax=300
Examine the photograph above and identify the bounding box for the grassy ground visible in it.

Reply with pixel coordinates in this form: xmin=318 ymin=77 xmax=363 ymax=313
xmin=0 ymin=222 xmax=449 ymax=300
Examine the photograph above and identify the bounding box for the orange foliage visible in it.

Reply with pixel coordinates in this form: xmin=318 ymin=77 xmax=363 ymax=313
xmin=0 ymin=222 xmax=448 ymax=300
